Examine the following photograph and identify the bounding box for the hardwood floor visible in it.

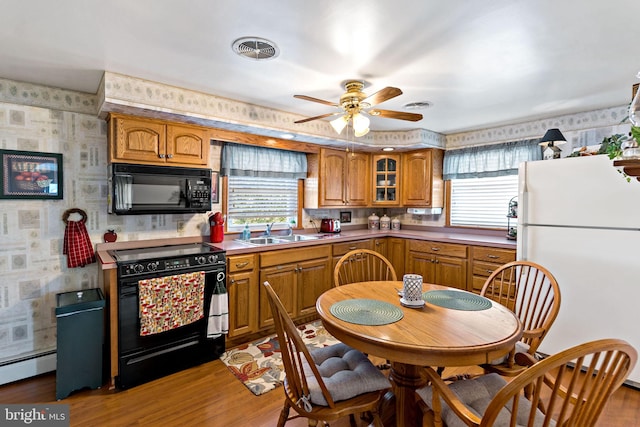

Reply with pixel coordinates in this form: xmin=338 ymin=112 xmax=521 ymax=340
xmin=1 ymin=357 xmax=638 ymax=426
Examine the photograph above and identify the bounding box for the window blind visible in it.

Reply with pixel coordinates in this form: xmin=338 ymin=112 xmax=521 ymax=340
xmin=450 ymin=175 xmax=518 ymax=228
xmin=227 ymin=176 xmax=298 ymax=226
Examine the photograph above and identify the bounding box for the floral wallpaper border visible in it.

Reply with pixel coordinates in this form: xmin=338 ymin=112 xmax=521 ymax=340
xmin=0 ymin=74 xmax=627 ymax=152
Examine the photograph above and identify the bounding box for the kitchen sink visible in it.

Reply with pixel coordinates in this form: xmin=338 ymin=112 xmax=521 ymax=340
xmin=236 ymin=234 xmax=321 ymax=246
xmin=275 ymin=235 xmax=320 ymax=242
xmin=240 ymin=237 xmax=281 ymax=245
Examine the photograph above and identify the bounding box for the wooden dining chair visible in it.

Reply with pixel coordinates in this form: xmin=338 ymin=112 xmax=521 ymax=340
xmin=417 ymin=338 xmax=637 ymax=427
xmin=262 ymin=281 xmax=391 ymax=427
xmin=479 ymin=260 xmax=561 ymax=377
xmin=333 ymin=249 xmax=397 ymax=287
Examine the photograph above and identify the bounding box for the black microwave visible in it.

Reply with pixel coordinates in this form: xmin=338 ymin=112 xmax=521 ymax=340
xmin=108 ymin=163 xmax=212 ymax=215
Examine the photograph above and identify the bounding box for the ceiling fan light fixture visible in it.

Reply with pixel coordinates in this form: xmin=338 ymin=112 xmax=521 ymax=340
xmin=352 ymin=113 xmax=370 ymax=134
xmin=354 ymin=127 xmax=370 ymax=137
xmin=330 ymin=115 xmax=349 ymax=134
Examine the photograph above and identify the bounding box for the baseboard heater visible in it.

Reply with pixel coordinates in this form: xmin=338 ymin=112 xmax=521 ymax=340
xmin=0 ymin=351 xmax=56 ymax=386
xmin=537 ymin=352 xmax=639 ymax=391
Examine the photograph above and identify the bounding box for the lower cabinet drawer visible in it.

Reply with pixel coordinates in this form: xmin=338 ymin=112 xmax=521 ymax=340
xmin=472 ymin=260 xmax=503 ymax=278
xmin=227 ymin=254 xmax=256 ymax=273
xmin=332 ymin=239 xmax=373 ymax=257
xmin=472 ymin=246 xmax=516 ymax=264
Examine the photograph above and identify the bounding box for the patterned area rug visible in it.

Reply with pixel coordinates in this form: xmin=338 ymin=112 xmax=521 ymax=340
xmin=221 ymin=320 xmax=339 ymax=396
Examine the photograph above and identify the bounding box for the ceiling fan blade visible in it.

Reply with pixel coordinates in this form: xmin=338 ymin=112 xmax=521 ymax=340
xmin=368 ymin=109 xmax=423 ymax=122
xmin=293 ymin=94 xmax=339 ymax=107
xmin=363 ymin=87 xmax=402 ymax=106
xmin=294 ymin=112 xmax=342 ymax=124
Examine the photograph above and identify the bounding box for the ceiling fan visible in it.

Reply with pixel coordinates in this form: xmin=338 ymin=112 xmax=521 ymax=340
xmin=293 ymin=80 xmax=423 ymax=137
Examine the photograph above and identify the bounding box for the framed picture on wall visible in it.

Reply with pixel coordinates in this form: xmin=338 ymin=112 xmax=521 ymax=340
xmin=211 ymin=171 xmax=219 ymax=204
xmin=0 ymin=149 xmax=63 ymax=199
xmin=340 ymin=211 xmax=352 ymax=223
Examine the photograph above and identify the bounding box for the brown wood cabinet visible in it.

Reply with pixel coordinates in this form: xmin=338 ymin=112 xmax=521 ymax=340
xmin=258 ymin=245 xmax=331 ymax=328
xmin=386 ymin=237 xmax=406 ymax=277
xmin=406 ymin=240 xmax=468 ymax=290
xmin=331 ymin=239 xmax=374 ymax=270
xmin=372 ymin=154 xmax=400 ymax=206
xmin=108 ymin=113 xmax=210 ymax=167
xmin=469 ymin=246 xmax=516 ymax=294
xmin=401 ymin=149 xmax=444 ymax=208
xmin=226 ymin=254 xmax=258 ymax=338
xmin=305 ymin=148 xmax=370 ymax=208
xmin=372 ymin=238 xmax=387 ymax=257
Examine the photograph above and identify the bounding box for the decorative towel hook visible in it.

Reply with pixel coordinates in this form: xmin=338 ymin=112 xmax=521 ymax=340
xmin=62 ymin=208 xmax=88 ymax=224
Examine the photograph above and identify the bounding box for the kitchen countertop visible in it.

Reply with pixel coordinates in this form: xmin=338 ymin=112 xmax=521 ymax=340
xmin=96 ymin=227 xmax=516 ymax=270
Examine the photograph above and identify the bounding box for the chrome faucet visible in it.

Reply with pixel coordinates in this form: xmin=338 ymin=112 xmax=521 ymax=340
xmin=263 ymin=223 xmax=274 ymax=236
xmin=286 ymin=223 xmax=293 ymax=236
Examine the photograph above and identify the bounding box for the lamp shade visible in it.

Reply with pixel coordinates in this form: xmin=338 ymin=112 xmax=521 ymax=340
xmin=352 ymin=113 xmax=370 ymax=135
xmin=330 ymin=115 xmax=349 ymax=134
xmin=539 ymin=128 xmax=567 ymax=146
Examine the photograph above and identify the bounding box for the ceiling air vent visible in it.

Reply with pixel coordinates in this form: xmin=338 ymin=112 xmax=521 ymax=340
xmin=232 ymin=37 xmax=280 ymax=60
xmin=403 ymin=101 xmax=432 ymax=110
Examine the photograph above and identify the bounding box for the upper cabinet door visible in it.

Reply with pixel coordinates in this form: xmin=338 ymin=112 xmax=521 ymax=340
xmin=372 ymin=154 xmax=401 ymax=206
xmin=166 ymin=124 xmax=210 ymax=166
xmin=319 ymin=149 xmax=348 ymax=206
xmin=401 ymin=149 xmax=444 ymax=207
xmin=345 ymin=152 xmax=370 ymax=206
xmin=108 ymin=113 xmax=211 ymax=167
xmin=111 ymin=116 xmax=166 ymax=163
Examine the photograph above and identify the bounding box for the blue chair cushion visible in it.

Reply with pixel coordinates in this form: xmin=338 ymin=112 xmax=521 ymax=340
xmin=416 ymin=373 xmax=553 ymax=427
xmin=303 ymin=342 xmax=391 ymax=406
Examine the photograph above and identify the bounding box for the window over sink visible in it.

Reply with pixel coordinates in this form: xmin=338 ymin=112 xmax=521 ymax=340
xmin=221 ymin=142 xmax=307 ymax=231
xmin=226 ymin=176 xmax=299 ymax=230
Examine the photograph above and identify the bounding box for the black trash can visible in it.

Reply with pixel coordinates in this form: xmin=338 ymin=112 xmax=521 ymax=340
xmin=55 ymin=288 xmax=105 ymax=400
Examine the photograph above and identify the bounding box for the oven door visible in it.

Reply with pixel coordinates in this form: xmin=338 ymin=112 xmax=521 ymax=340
xmin=117 ymin=265 xmax=225 ymax=388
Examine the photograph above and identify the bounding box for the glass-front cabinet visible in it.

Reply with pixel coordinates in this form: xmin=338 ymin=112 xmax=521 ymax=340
xmin=372 ymin=154 xmax=400 ymax=206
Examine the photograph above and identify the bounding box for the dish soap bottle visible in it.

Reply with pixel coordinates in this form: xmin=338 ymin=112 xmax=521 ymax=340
xmin=241 ymin=224 xmax=251 ymax=240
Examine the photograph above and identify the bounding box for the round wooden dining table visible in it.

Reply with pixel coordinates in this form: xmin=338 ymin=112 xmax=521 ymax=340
xmin=316 ymin=281 xmax=522 ymax=427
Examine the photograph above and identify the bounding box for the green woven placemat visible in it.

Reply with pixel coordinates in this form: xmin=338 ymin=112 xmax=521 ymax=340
xmin=330 ymin=299 xmax=404 ymax=325
xmin=423 ymin=290 xmax=492 ymax=311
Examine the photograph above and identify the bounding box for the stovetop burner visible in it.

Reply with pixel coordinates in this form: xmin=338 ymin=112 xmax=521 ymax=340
xmin=112 ymin=243 xmax=225 ymax=278
xmin=112 ymin=243 xmax=223 ymax=263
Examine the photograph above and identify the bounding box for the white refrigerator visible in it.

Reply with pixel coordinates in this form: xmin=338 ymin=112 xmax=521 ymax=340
xmin=517 ymin=155 xmax=640 ymax=386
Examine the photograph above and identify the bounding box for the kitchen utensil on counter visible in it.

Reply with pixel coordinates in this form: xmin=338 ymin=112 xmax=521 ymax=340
xmin=320 ymin=218 xmax=341 ymax=233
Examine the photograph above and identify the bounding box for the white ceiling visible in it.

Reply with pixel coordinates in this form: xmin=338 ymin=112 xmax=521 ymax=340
xmin=1 ymin=0 xmax=639 ymax=135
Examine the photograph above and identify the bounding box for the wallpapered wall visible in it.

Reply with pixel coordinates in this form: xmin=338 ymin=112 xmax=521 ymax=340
xmin=0 ymin=103 xmax=221 ymax=365
xmin=0 ymin=75 xmax=628 ymax=370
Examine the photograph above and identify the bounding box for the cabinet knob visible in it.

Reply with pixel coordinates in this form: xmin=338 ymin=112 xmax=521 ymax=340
xmin=159 ymin=154 xmax=165 ymax=158
xmin=431 ymin=247 xmax=440 ymax=251
xmin=235 ymin=261 xmax=249 ymax=268
xmin=167 ymin=154 xmax=173 ymax=158
xmin=487 ymin=254 xmax=499 ymax=259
